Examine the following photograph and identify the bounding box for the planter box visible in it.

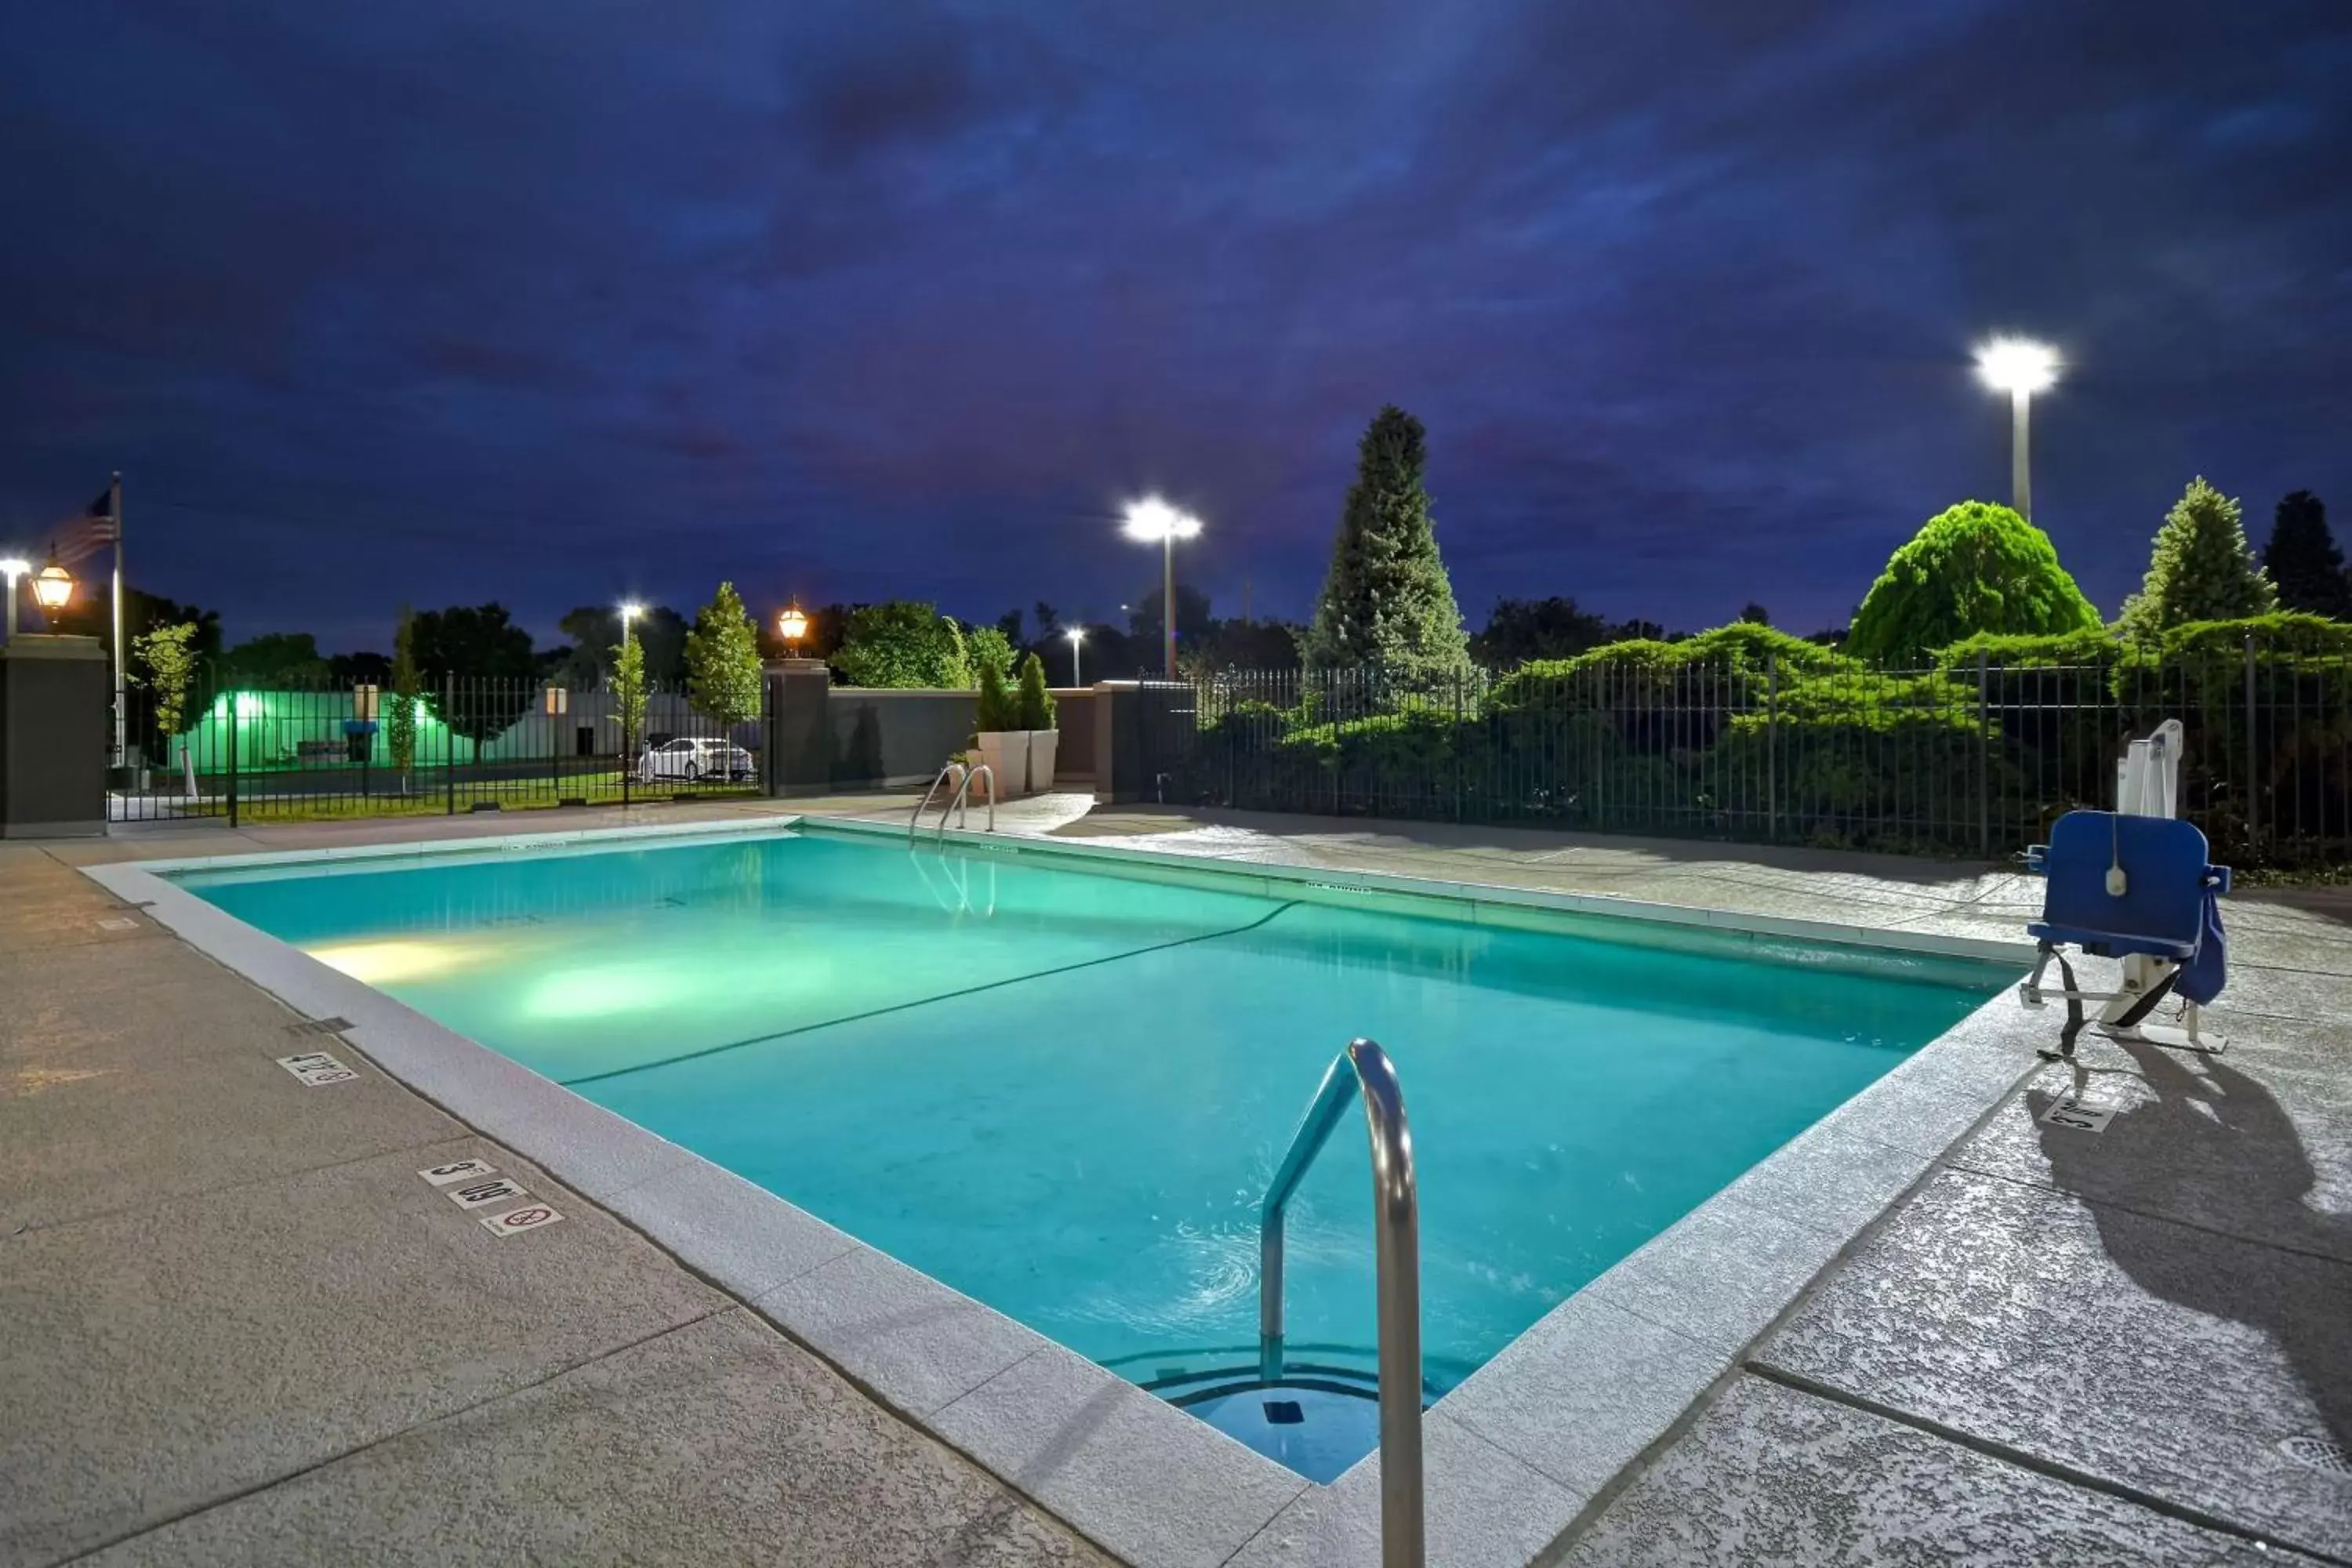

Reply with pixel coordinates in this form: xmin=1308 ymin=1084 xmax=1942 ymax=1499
xmin=971 ymin=733 xmax=1022 ymax=798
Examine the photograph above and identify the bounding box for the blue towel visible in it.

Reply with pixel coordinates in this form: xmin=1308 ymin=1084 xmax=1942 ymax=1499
xmin=2175 ymin=887 xmax=2227 ymax=1005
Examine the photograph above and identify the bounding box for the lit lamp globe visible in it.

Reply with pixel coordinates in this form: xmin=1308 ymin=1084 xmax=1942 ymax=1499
xmin=31 ymin=554 xmax=75 ymax=612
xmin=777 ymin=604 xmax=809 ymax=655
xmin=1973 ymin=336 xmax=2060 ymax=521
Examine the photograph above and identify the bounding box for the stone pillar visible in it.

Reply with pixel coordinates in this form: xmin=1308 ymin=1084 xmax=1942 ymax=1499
xmin=1091 ymin=681 xmax=1144 ymax=804
xmin=763 ymin=658 xmax=833 ymax=798
xmin=1 ymin=634 xmax=109 ymax=837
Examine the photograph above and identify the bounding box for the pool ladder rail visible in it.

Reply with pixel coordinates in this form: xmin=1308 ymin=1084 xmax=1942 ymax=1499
xmin=1261 ymin=1038 xmax=1423 ymax=1568
xmin=907 ymin=760 xmax=996 ymax=844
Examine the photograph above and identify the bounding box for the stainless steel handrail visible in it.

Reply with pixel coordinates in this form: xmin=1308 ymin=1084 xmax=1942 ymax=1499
xmin=1260 ymin=1038 xmax=1421 ymax=1568
xmin=935 ymin=764 xmax=995 ymax=843
xmin=907 ymin=761 xmax=967 ymax=844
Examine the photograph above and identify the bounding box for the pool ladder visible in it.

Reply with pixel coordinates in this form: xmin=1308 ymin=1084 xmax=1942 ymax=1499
xmin=1261 ymin=1039 xmax=1423 ymax=1568
xmin=907 ymin=760 xmax=996 ymax=844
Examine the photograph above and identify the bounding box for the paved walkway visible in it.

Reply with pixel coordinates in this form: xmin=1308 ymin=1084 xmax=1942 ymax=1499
xmin=0 ymin=833 xmax=1109 ymax=1568
xmin=7 ymin=796 xmax=2348 ymax=1566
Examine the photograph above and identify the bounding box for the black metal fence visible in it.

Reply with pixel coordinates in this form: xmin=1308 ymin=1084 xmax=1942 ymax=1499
xmin=1143 ymin=644 xmax=2352 ymax=873
xmin=111 ymin=675 xmax=767 ymax=826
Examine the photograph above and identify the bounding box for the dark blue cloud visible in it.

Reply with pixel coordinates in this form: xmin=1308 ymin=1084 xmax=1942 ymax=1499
xmin=2 ymin=0 xmax=2347 ymax=651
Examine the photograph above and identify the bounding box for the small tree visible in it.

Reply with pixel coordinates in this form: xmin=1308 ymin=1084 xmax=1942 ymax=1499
xmin=611 ymin=633 xmax=648 ymax=759
xmin=2117 ymin=477 xmax=2278 ymax=643
xmin=1015 ymin=652 xmax=1057 ymax=730
xmin=683 ymin=581 xmax=764 ymax=726
xmin=408 ymin=602 xmax=540 ymax=744
xmin=975 ymin=655 xmax=1019 ymax=733
xmin=1302 ymin=405 xmax=1469 ymax=684
xmin=386 ymin=608 xmax=420 ymax=791
xmin=132 ymin=622 xmax=201 ymax=741
xmin=2262 ymin=491 xmax=2350 ymax=620
xmin=1846 ymin=500 xmax=2103 ymax=666
xmin=833 ymin=601 xmax=972 ymax=688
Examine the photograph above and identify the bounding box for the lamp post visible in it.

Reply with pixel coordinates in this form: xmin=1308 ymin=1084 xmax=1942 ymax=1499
xmin=1065 ymin=626 xmax=1084 ymax=687
xmin=0 ymin=556 xmax=27 ymax=640
xmin=1120 ymin=497 xmax=1202 ymax=679
xmin=777 ymin=602 xmax=809 ymax=658
xmin=1974 ymin=337 xmax=2060 ymax=521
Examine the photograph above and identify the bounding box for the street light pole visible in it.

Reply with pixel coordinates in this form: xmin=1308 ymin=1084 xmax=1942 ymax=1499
xmin=1119 ymin=497 xmax=1203 ymax=681
xmin=1066 ymin=627 xmax=1084 ymax=687
xmin=2010 ymin=387 xmax=2032 ymax=523
xmin=1974 ymin=337 xmax=2060 ymax=522
xmin=1160 ymin=531 xmax=1175 ymax=678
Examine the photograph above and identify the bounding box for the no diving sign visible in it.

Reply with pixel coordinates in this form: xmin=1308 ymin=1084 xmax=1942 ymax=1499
xmin=481 ymin=1204 xmax=564 ymax=1238
xmin=276 ymin=1051 xmax=357 ymax=1087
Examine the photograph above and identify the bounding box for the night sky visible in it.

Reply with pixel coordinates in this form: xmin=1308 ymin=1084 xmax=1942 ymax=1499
xmin=3 ymin=3 xmax=2347 ymax=653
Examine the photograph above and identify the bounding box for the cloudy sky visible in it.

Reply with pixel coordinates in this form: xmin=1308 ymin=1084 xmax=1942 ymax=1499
xmin=2 ymin=2 xmax=2347 ymax=652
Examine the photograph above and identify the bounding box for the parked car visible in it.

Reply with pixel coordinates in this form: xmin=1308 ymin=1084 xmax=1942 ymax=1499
xmin=636 ymin=736 xmax=757 ymax=783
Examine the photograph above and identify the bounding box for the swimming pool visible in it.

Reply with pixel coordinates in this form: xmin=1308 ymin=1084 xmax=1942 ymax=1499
xmin=172 ymin=824 xmax=2005 ymax=1480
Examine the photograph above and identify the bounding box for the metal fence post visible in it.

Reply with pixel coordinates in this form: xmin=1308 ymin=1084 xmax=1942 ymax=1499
xmin=1976 ymin=650 xmax=1991 ymax=858
xmin=226 ymin=690 xmax=239 ymax=828
xmin=1766 ymin=652 xmax=1779 ymax=842
xmin=445 ymin=675 xmax=457 ymax=815
xmin=2244 ymin=633 xmax=2259 ymax=861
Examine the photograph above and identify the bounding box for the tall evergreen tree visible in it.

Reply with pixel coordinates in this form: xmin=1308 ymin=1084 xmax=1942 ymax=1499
xmin=2262 ymin=491 xmax=2350 ymax=619
xmin=683 ymin=580 xmax=764 ymax=726
xmin=1303 ymin=405 xmax=1468 ymax=684
xmin=2116 ymin=477 xmax=2278 ymax=642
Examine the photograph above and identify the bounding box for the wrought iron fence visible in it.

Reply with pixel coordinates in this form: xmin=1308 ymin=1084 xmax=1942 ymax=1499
xmin=111 ymin=675 xmax=768 ymax=826
xmin=1145 ymin=643 xmax=2352 ymax=873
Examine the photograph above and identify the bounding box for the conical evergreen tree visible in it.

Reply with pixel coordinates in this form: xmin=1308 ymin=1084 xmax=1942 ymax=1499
xmin=2117 ymin=477 xmax=2278 ymax=642
xmin=2262 ymin=491 xmax=2350 ymax=619
xmin=1303 ymin=405 xmax=1468 ymax=684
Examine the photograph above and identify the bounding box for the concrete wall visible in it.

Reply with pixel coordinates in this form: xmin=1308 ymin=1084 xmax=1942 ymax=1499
xmin=828 ymin=688 xmax=977 ymax=787
xmin=824 ymin=685 xmax=1098 ymax=789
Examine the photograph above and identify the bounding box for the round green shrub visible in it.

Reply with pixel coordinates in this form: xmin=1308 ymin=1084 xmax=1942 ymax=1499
xmin=1846 ymin=502 xmax=2103 ymax=667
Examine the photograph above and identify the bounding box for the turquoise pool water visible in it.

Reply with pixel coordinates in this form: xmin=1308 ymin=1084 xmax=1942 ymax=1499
xmin=178 ymin=827 xmax=2002 ymax=1478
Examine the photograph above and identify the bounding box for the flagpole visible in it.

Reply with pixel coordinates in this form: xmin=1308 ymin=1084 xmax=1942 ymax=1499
xmin=110 ymin=470 xmax=125 ymax=768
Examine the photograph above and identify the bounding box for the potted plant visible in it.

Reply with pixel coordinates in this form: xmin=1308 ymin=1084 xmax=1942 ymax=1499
xmin=970 ymin=659 xmax=1022 ymax=797
xmin=1015 ymin=653 xmax=1058 ymax=793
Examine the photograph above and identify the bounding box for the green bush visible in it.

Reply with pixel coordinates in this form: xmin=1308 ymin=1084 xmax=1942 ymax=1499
xmin=833 ymin=602 xmax=973 ymax=689
xmin=1015 ymin=653 xmax=1057 ymax=730
xmin=1936 ymin=627 xmax=2124 ymax=672
xmin=964 ymin=624 xmax=1016 ymax=688
xmin=2157 ymin=612 xmax=2352 ymax=660
xmin=1846 ymin=501 xmax=2103 ymax=666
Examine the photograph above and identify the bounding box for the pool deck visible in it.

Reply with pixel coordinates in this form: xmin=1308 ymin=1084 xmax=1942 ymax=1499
xmin=5 ymin=793 xmax=2348 ymax=1566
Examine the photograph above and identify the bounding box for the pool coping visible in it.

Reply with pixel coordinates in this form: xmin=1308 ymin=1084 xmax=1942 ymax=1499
xmin=84 ymin=815 xmax=2051 ymax=1568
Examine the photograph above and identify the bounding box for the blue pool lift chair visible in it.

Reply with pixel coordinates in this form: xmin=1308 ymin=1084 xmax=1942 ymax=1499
xmin=2020 ymin=809 xmax=2230 ymax=1061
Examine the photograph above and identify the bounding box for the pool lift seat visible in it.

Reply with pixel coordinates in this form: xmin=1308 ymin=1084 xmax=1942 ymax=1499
xmin=2019 ymin=721 xmax=2231 ymax=1061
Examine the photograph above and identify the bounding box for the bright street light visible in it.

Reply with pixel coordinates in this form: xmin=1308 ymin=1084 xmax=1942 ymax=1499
xmin=1065 ymin=626 xmax=1085 ymax=687
xmin=1974 ymin=337 xmax=2061 ymax=521
xmin=777 ymin=602 xmax=809 ymax=655
xmin=0 ymin=555 xmax=27 ymax=639
xmin=1120 ymin=496 xmax=1203 ymax=679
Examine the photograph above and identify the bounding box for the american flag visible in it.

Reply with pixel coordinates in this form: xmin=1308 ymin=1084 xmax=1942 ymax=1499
xmin=48 ymin=487 xmax=117 ymax=568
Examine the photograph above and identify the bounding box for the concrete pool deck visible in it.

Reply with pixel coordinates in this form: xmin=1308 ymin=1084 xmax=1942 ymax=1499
xmin=6 ymin=793 xmax=2348 ymax=1565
